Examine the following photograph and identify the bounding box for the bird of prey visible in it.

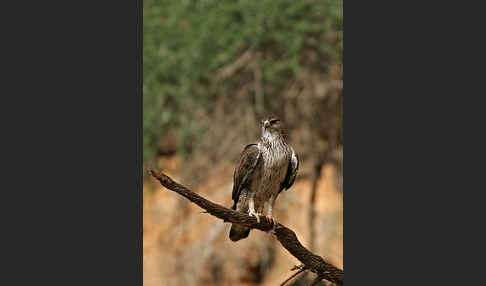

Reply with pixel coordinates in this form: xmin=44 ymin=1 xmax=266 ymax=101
xmin=229 ymin=116 xmax=299 ymax=242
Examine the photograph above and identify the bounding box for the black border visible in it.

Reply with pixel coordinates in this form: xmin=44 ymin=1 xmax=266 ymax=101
xmin=136 ymin=0 xmax=143 ymax=284
xmin=4 ymin=1 xmax=143 ymax=284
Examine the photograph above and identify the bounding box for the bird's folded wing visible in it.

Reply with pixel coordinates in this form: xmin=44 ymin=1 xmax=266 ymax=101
xmin=231 ymin=144 xmax=261 ymax=209
xmin=280 ymin=147 xmax=299 ymax=193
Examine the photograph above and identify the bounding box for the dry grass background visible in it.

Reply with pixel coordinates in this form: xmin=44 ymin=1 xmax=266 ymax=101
xmin=143 ymin=155 xmax=342 ymax=286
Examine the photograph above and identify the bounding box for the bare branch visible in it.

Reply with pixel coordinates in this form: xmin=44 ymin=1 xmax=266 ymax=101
xmin=280 ymin=265 xmax=309 ymax=286
xmin=215 ymin=49 xmax=254 ymax=82
xmin=150 ymin=169 xmax=343 ymax=286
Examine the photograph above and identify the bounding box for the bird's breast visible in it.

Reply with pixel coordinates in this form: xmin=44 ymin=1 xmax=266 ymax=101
xmin=258 ymin=145 xmax=289 ymax=196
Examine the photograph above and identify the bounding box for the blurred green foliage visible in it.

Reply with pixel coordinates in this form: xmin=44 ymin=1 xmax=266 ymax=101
xmin=144 ymin=0 xmax=342 ymax=162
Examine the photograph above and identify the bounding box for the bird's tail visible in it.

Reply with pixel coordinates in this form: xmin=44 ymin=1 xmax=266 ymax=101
xmin=229 ymin=223 xmax=250 ymax=242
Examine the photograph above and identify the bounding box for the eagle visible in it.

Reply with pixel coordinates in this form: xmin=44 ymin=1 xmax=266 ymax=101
xmin=229 ymin=116 xmax=299 ymax=241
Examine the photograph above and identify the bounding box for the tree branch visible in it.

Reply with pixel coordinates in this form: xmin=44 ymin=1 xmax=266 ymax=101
xmin=150 ymin=169 xmax=344 ymax=286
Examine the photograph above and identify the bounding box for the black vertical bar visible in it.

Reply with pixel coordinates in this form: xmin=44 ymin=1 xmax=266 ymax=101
xmin=136 ymin=0 xmax=143 ymax=285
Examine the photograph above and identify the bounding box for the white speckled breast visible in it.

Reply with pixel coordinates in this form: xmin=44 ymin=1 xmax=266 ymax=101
xmin=253 ymin=137 xmax=291 ymax=211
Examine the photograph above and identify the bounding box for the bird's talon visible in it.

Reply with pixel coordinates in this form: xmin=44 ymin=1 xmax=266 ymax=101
xmin=248 ymin=210 xmax=261 ymax=223
xmin=266 ymin=215 xmax=278 ymax=226
xmin=266 ymin=215 xmax=274 ymax=225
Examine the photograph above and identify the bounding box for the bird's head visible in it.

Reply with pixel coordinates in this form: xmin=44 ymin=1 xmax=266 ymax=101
xmin=261 ymin=116 xmax=284 ymax=138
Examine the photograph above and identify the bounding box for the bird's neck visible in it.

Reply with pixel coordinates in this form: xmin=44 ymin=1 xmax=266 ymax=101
xmin=261 ymin=132 xmax=286 ymax=149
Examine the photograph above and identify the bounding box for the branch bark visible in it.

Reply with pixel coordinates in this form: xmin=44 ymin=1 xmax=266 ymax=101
xmin=150 ymin=169 xmax=343 ymax=286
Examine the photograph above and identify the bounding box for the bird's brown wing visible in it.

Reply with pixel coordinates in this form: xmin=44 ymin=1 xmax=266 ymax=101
xmin=231 ymin=144 xmax=261 ymax=210
xmin=280 ymin=147 xmax=299 ymax=193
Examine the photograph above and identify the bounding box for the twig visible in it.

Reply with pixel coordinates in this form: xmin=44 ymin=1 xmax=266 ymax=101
xmin=150 ymin=169 xmax=343 ymax=286
xmin=280 ymin=265 xmax=309 ymax=286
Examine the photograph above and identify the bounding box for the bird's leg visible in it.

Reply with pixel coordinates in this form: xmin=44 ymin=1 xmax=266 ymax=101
xmin=248 ymin=196 xmax=261 ymax=223
xmin=266 ymin=195 xmax=277 ymax=225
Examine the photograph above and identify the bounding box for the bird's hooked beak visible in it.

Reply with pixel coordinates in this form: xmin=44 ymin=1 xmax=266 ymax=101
xmin=264 ymin=120 xmax=270 ymax=129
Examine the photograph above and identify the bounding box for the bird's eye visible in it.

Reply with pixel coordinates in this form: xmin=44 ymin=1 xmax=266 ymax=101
xmin=270 ymin=119 xmax=279 ymax=124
